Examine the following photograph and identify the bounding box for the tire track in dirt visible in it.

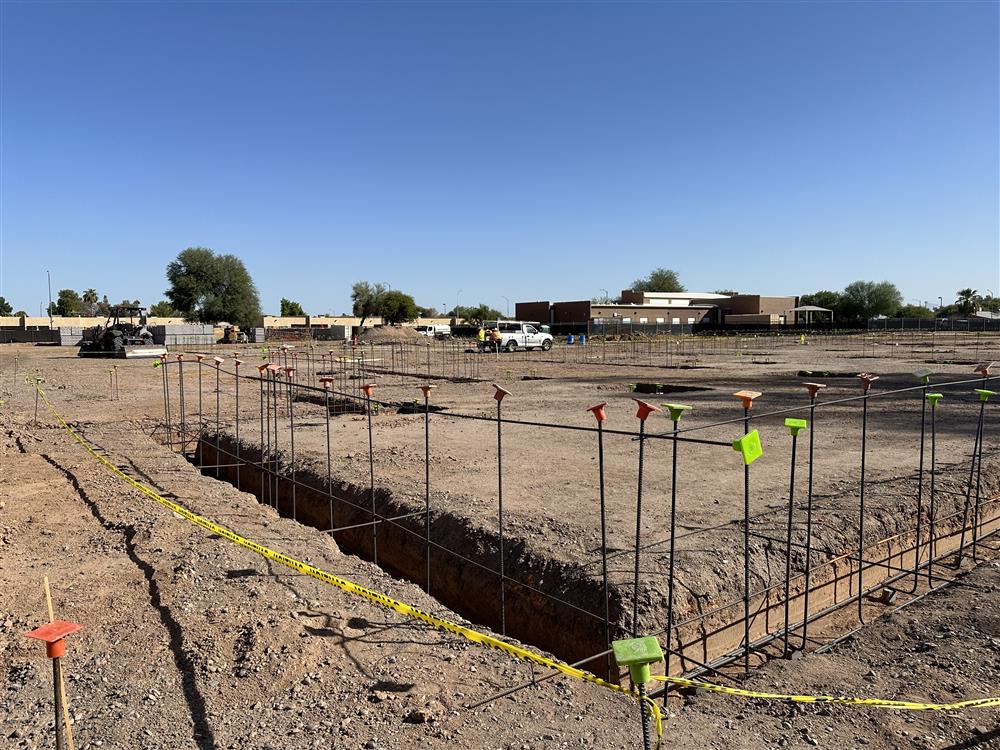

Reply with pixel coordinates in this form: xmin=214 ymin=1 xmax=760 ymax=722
xmin=39 ymin=450 xmax=218 ymax=750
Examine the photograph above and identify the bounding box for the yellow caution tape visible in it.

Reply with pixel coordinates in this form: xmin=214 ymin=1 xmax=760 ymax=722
xmin=30 ymin=382 xmax=664 ymax=746
xmin=655 ymin=676 xmax=1000 ymax=711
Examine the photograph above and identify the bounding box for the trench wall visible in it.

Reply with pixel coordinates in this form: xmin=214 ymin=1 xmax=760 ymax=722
xmin=196 ymin=434 xmax=620 ymax=666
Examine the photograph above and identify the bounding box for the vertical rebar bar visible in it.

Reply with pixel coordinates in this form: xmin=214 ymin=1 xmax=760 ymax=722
xmin=234 ymin=358 xmax=241 ymax=490
xmin=782 ymin=427 xmax=800 ymax=656
xmin=742 ymin=404 xmax=751 ymax=674
xmin=588 ymin=403 xmax=611 ymax=679
xmin=911 ymin=382 xmax=928 ymax=590
xmin=177 ymin=355 xmax=186 ymax=452
xmin=494 ymin=385 xmax=509 ymax=635
xmin=800 ymin=387 xmax=820 ymax=650
xmin=365 ymin=384 xmax=378 ymax=564
xmin=214 ymin=360 xmax=221 ymax=478
xmin=856 ymin=375 xmax=876 ymax=624
xmin=196 ymin=356 xmax=204 ymax=467
xmin=631 ymin=399 xmax=659 ymax=638
xmin=321 ymin=379 xmax=333 ymax=529
xmin=958 ymin=391 xmax=987 ymax=566
xmin=928 ymin=395 xmax=939 ymax=587
xmin=287 ymin=369 xmax=297 ymax=521
xmin=663 ymin=411 xmax=684 ymax=703
xmin=53 ymin=658 xmax=64 ymax=750
xmin=423 ymin=385 xmax=434 ymax=594
xmin=633 ymin=417 xmax=647 ymax=638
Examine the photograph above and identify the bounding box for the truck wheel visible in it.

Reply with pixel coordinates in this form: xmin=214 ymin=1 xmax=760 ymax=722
xmin=505 ymin=340 xmax=517 ymax=352
xmin=541 ymin=339 xmax=552 ymax=351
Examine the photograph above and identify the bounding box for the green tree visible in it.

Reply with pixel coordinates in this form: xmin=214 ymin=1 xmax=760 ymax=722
xmin=165 ymin=247 xmax=262 ymax=328
xmin=980 ymin=295 xmax=1000 ymax=313
xmin=13 ymin=310 xmax=27 ymax=317
xmin=54 ymin=289 xmax=83 ymax=316
xmin=630 ymin=267 xmax=685 ymax=293
xmin=149 ymin=300 xmax=180 ymax=317
xmin=956 ymin=288 xmax=979 ymax=316
xmin=280 ymin=298 xmax=306 ymax=316
xmin=97 ymin=295 xmax=111 ymax=317
xmin=351 ymin=281 xmax=388 ymax=330
xmin=895 ymin=304 xmax=934 ymax=319
xmin=418 ymin=306 xmax=440 ymax=318
xmin=379 ymin=290 xmax=420 ymax=324
xmin=0 ymin=296 xmax=12 ymax=316
xmin=838 ymin=281 xmax=902 ymax=321
xmin=448 ymin=304 xmax=505 ymax=324
xmin=799 ymin=290 xmax=842 ymax=320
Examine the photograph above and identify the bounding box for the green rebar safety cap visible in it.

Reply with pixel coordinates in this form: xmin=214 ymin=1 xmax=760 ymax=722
xmin=926 ymin=393 xmax=944 ymax=407
xmin=733 ymin=430 xmax=763 ymax=465
xmin=784 ymin=418 xmax=807 ymax=436
xmin=661 ymin=403 xmax=692 ymax=422
xmin=975 ymin=389 xmax=997 ymax=402
xmin=612 ymin=636 xmax=663 ymax=685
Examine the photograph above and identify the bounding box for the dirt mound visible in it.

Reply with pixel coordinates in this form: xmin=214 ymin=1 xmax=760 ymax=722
xmin=358 ymin=325 xmax=422 ymax=343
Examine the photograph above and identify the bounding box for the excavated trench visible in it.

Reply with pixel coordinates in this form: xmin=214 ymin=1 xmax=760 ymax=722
xmin=192 ymin=434 xmax=621 ymax=667
xmin=186 ymin=432 xmax=1000 ymax=679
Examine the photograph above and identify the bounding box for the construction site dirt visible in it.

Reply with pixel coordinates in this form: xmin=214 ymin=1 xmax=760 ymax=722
xmin=2 ymin=334 xmax=1000 ymax=750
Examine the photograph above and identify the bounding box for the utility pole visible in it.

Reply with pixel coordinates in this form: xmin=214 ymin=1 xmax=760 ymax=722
xmin=47 ymin=270 xmax=53 ymax=328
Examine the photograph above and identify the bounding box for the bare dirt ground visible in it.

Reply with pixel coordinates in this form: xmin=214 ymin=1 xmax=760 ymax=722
xmin=2 ymin=337 xmax=1000 ymax=750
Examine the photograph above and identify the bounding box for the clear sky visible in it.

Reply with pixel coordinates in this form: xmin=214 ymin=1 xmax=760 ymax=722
xmin=1 ymin=1 xmax=997 ymax=316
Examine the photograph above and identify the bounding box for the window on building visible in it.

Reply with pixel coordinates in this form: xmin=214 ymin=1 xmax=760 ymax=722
xmin=639 ymin=317 xmax=648 ymax=324
xmin=655 ymin=317 xmax=664 ymax=324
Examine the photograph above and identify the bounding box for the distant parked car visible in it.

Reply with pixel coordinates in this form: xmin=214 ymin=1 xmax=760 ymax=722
xmin=416 ymin=324 xmax=452 ymax=339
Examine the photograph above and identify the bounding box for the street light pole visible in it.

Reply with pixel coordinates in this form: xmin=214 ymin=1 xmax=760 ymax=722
xmin=47 ymin=270 xmax=53 ymax=328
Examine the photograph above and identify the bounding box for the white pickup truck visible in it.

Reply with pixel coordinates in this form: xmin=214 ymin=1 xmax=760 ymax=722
xmin=416 ymin=324 xmax=452 ymax=339
xmin=487 ymin=321 xmax=553 ymax=351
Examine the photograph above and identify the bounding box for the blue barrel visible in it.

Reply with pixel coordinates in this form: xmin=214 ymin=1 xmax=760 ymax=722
xmin=566 ymin=334 xmax=575 ymax=344
xmin=578 ymin=334 xmax=587 ymax=345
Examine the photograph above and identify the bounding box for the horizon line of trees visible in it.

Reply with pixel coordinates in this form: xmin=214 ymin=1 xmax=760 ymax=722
xmin=6 ymin=257 xmax=996 ymax=330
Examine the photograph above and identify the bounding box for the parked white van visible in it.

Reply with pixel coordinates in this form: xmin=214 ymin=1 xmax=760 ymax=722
xmin=484 ymin=321 xmax=553 ymax=351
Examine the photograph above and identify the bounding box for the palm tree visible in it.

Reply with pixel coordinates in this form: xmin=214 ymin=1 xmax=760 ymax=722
xmin=81 ymin=288 xmax=99 ymax=316
xmin=956 ymin=288 xmax=978 ymax=317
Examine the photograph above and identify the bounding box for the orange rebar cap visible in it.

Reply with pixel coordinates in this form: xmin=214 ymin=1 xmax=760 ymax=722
xmin=803 ymin=382 xmax=826 ymax=399
xmin=857 ymin=373 xmax=879 ymax=392
xmin=588 ymin=402 xmax=608 ymax=422
xmin=195 ymin=353 xmax=205 ymax=361
xmin=631 ymin=398 xmax=661 ymax=422
xmin=975 ymin=362 xmax=993 ymax=377
xmin=362 ymin=383 xmax=376 ymax=398
xmin=420 ymin=385 xmax=437 ymax=398
xmin=213 ymin=356 xmax=224 ymax=365
xmin=492 ymin=384 xmax=511 ymax=402
xmin=733 ymin=390 xmax=762 ymax=410
xmin=25 ymin=620 xmax=82 ymax=659
xmin=319 ymin=376 xmax=334 ymax=389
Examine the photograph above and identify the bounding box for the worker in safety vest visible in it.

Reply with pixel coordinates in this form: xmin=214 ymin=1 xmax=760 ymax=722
xmin=477 ymin=326 xmax=486 ymax=350
xmin=489 ymin=327 xmax=502 ymax=353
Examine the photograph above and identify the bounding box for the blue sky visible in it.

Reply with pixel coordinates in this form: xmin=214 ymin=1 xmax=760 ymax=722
xmin=1 ymin=1 xmax=997 ymax=316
